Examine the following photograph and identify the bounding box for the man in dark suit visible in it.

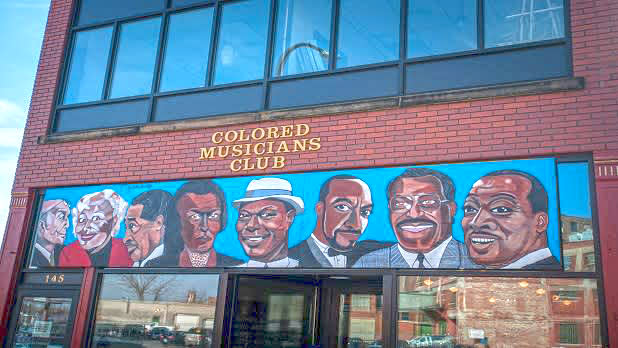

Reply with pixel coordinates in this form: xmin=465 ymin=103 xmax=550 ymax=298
xmin=123 ymin=190 xmax=172 ymax=267
xmin=354 ymin=168 xmax=477 ymax=269
xmin=30 ymin=199 xmax=70 ymax=267
xmin=290 ymin=175 xmax=377 ymax=268
xmin=461 ymin=170 xmax=561 ymax=270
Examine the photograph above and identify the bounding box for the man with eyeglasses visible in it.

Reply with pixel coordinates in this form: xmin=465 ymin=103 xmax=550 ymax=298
xmin=354 ymin=168 xmax=476 ymax=269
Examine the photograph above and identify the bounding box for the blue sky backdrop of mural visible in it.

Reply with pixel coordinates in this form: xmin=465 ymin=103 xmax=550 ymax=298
xmin=35 ymin=157 xmax=564 ymax=269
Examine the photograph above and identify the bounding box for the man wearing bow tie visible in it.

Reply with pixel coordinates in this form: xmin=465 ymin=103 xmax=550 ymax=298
xmin=290 ymin=175 xmax=374 ymax=268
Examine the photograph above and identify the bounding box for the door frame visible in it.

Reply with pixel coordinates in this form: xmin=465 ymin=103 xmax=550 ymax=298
xmin=224 ymin=273 xmax=394 ymax=348
xmin=6 ymin=286 xmax=81 ymax=348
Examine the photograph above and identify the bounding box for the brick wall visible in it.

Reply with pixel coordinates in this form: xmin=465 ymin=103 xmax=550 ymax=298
xmin=3 ymin=0 xmax=618 ymax=346
xmin=12 ymin=0 xmax=618 ymax=190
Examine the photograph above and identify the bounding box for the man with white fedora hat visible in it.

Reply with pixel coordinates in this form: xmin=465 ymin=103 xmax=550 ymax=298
xmin=233 ymin=177 xmax=304 ymax=268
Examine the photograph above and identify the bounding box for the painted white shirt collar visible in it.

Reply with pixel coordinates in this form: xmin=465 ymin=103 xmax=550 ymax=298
xmin=502 ymin=248 xmax=553 ymax=269
xmin=311 ymin=234 xmax=346 ymax=268
xmin=398 ymin=237 xmax=452 ymax=268
xmin=134 ymin=244 xmax=165 ymax=267
xmin=34 ymin=243 xmax=53 ymax=264
xmin=239 ymin=257 xmax=299 ymax=268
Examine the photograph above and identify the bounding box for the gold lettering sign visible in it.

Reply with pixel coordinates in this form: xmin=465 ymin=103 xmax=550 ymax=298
xmin=44 ymin=274 xmax=65 ymax=284
xmin=199 ymin=123 xmax=321 ymax=171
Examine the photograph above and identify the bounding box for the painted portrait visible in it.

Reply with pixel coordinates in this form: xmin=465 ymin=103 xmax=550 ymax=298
xmin=58 ymin=189 xmax=132 ymax=267
xmin=233 ymin=178 xmax=304 ymax=268
xmin=461 ymin=170 xmax=560 ymax=269
xmin=28 ymin=158 xmax=563 ymax=271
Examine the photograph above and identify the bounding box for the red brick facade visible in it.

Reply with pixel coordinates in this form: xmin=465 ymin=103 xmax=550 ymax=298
xmin=2 ymin=0 xmax=618 ymax=346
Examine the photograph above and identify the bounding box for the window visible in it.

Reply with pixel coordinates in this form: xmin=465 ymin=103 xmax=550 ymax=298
xmin=63 ymin=27 xmax=113 ymax=104
xmin=398 ymin=277 xmax=600 ymax=347
xmin=213 ymin=0 xmax=271 ymax=85
xmin=159 ymin=8 xmax=214 ymax=92
xmin=559 ymin=322 xmax=580 ymax=344
xmin=408 ymin=0 xmax=477 ymax=58
xmin=336 ymin=0 xmax=400 ymax=68
xmin=485 ymin=0 xmax=565 ymax=48
xmin=91 ymin=273 xmax=219 ymax=347
xmin=109 ymin=17 xmax=162 ymax=98
xmin=271 ymin=0 xmax=332 ymax=77
xmin=558 ymin=162 xmax=595 ymax=272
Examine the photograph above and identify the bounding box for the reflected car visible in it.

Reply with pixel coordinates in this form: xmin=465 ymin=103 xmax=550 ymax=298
xmin=184 ymin=327 xmax=212 ymax=347
xmin=368 ymin=339 xmax=409 ymax=348
xmin=161 ymin=330 xmax=186 ymax=345
xmin=150 ymin=326 xmax=173 ymax=340
xmin=407 ymin=335 xmax=454 ymax=348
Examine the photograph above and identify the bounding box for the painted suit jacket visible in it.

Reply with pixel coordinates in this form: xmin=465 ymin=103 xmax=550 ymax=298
xmin=58 ymin=238 xmax=133 ymax=267
xmin=289 ymin=237 xmax=389 ymax=268
xmin=352 ymin=239 xmax=480 ymax=269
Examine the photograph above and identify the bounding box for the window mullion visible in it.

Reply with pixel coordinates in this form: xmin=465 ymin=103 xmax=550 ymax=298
xmin=103 ymin=22 xmax=121 ymax=100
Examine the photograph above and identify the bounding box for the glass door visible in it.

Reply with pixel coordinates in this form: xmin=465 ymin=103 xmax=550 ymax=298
xmin=228 ymin=275 xmax=383 ymax=348
xmin=230 ymin=276 xmax=317 ymax=348
xmin=7 ymin=289 xmax=79 ymax=348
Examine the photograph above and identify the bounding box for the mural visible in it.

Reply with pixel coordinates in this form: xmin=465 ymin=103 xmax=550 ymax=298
xmin=28 ymin=158 xmax=563 ymax=270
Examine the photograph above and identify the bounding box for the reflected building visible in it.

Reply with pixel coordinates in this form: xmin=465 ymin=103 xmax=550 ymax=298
xmin=561 ymin=215 xmax=595 ymax=272
xmin=398 ymin=276 xmax=602 ymax=347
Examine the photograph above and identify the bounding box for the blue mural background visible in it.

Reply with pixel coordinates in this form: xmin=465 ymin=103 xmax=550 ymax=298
xmin=40 ymin=157 xmax=561 ymax=263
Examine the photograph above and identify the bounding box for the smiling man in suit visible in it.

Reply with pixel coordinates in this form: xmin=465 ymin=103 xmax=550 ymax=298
xmin=354 ymin=168 xmax=476 ymax=269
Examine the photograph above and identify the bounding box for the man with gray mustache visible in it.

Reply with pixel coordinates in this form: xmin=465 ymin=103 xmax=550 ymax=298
xmin=354 ymin=168 xmax=477 ymax=269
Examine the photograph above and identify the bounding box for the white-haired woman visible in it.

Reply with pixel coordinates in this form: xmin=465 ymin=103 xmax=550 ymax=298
xmin=59 ymin=189 xmax=132 ymax=267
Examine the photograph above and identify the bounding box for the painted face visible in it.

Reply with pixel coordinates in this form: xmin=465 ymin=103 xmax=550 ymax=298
xmin=462 ymin=175 xmax=548 ymax=267
xmin=39 ymin=201 xmax=69 ymax=246
xmin=177 ymin=193 xmax=222 ymax=253
xmin=318 ymin=179 xmax=373 ymax=251
xmin=124 ymin=204 xmax=164 ymax=262
xmin=389 ymin=176 xmax=455 ymax=253
xmin=75 ymin=194 xmax=115 ymax=251
xmin=236 ymin=199 xmax=295 ymax=262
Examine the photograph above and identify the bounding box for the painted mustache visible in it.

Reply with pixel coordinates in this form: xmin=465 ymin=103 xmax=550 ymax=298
xmin=335 ymin=228 xmax=361 ymax=235
xmin=396 ymin=218 xmax=436 ymax=233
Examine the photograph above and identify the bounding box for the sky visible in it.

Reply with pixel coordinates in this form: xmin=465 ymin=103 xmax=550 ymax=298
xmin=0 ymin=0 xmax=51 ymax=243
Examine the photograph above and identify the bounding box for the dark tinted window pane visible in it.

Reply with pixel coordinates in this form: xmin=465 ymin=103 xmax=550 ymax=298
xmin=173 ymin=0 xmax=209 ymax=7
xmin=13 ymin=297 xmax=72 ymax=347
xmin=159 ymin=8 xmax=214 ymax=92
xmin=272 ymin=0 xmax=332 ymax=77
xmin=91 ymin=274 xmax=219 ymax=347
xmin=63 ymin=27 xmax=113 ymax=104
xmin=558 ymin=162 xmax=595 ymax=272
xmin=336 ymin=0 xmax=399 ymax=68
xmin=109 ymin=18 xmax=162 ymax=98
xmin=213 ymin=0 xmax=271 ymax=85
xmin=485 ymin=0 xmax=565 ymax=48
xmin=408 ymin=0 xmax=477 ymax=58
xmin=77 ymin=0 xmax=165 ymax=26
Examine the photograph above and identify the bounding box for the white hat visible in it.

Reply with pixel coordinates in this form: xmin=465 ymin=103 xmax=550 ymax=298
xmin=233 ymin=178 xmax=304 ymax=214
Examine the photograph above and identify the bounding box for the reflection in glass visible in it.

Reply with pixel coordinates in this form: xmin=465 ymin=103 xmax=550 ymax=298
xmin=398 ymin=276 xmax=602 ymax=348
xmin=231 ymin=277 xmax=312 ymax=347
xmin=91 ymin=274 xmax=219 ymax=347
xmin=109 ymin=18 xmax=162 ymax=98
xmin=408 ymin=0 xmax=477 ymax=58
xmin=558 ymin=162 xmax=595 ymax=272
xmin=213 ymin=0 xmax=271 ymax=85
xmin=337 ymin=294 xmax=382 ymax=348
xmin=13 ymin=297 xmax=72 ymax=348
xmin=336 ymin=0 xmax=399 ymax=68
xmin=159 ymin=8 xmax=214 ymax=92
xmin=63 ymin=27 xmax=113 ymax=104
xmin=485 ymin=0 xmax=565 ymax=48
xmin=272 ymin=0 xmax=332 ymax=77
